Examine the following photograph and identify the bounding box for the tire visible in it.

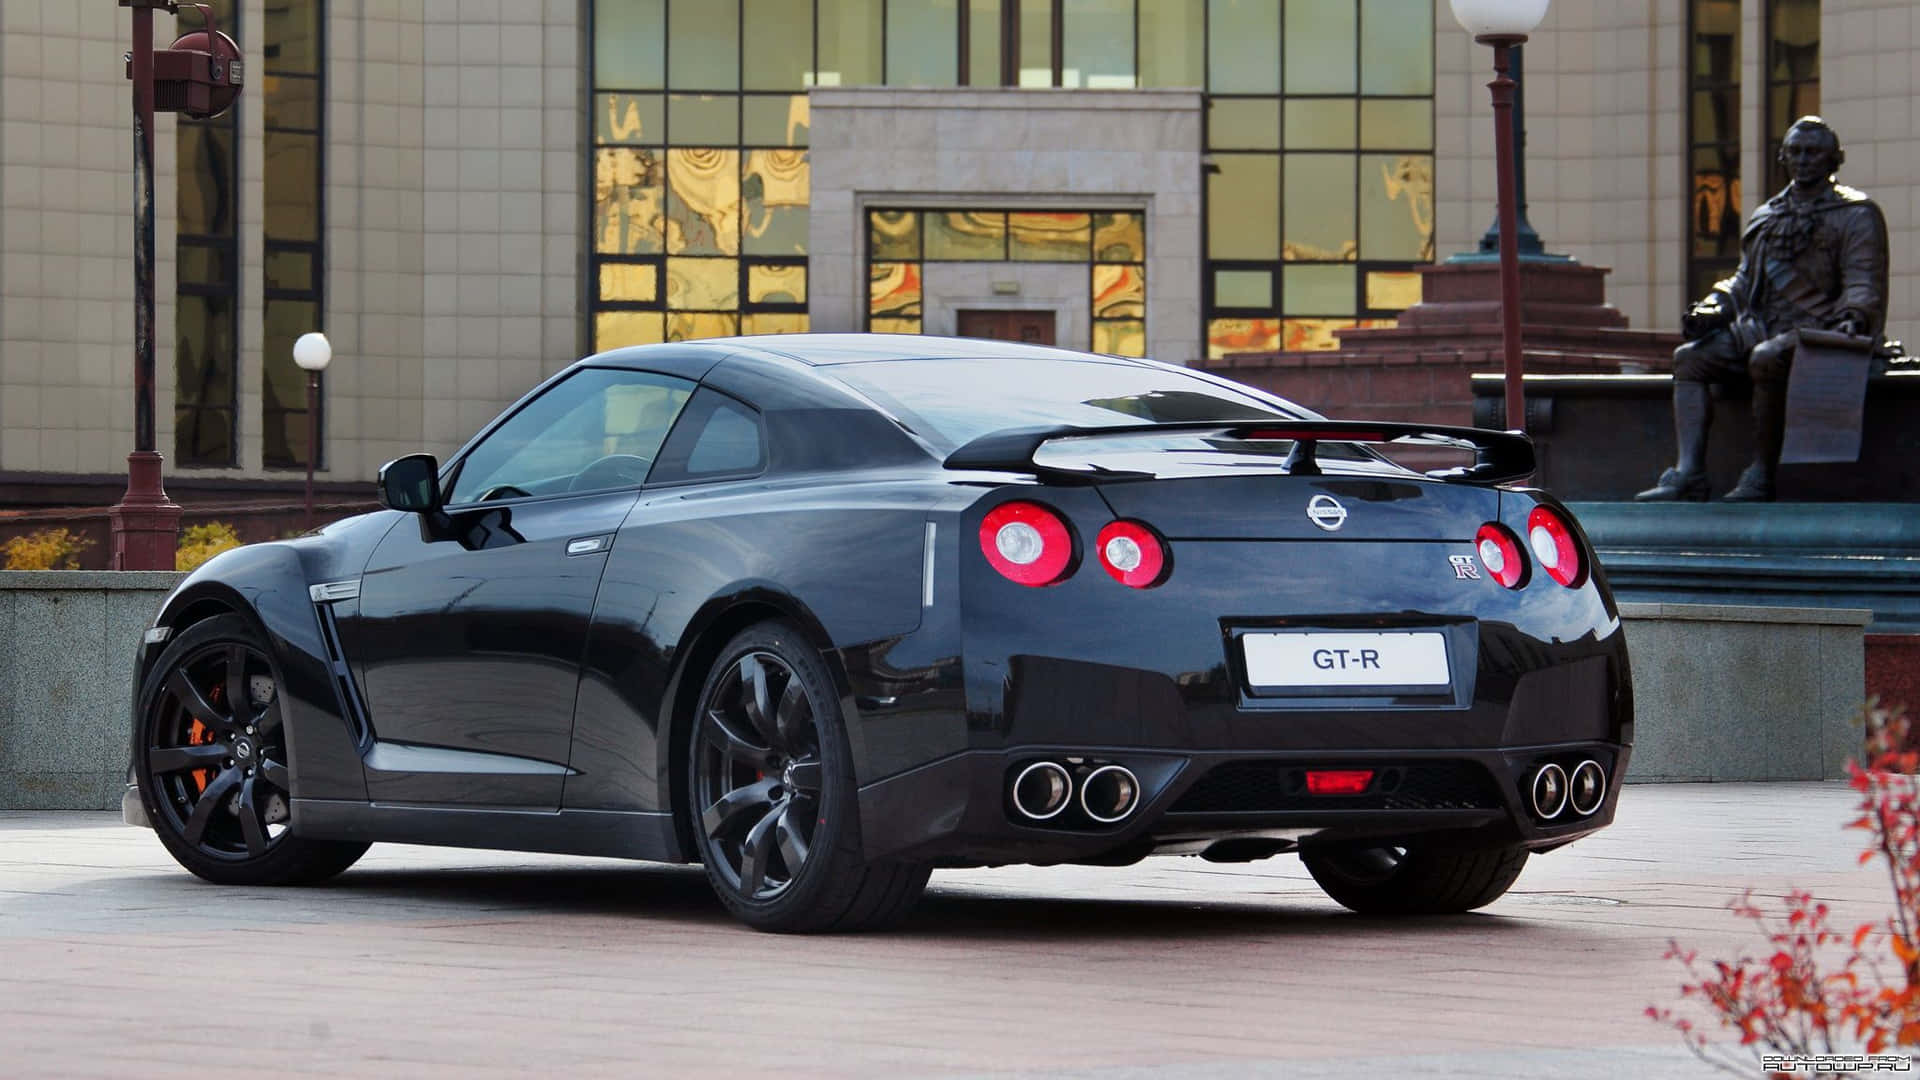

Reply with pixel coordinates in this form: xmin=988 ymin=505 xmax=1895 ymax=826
xmin=134 ymin=613 xmax=368 ymax=886
xmin=1301 ymin=842 xmax=1528 ymax=916
xmin=686 ymin=621 xmax=930 ymax=933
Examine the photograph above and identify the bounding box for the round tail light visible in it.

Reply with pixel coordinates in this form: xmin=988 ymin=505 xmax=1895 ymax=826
xmin=1474 ymin=522 xmax=1528 ymax=589
xmin=1526 ymin=506 xmax=1587 ymax=588
xmin=980 ymin=501 xmax=1077 ymax=586
xmin=1095 ymin=520 xmax=1170 ymax=588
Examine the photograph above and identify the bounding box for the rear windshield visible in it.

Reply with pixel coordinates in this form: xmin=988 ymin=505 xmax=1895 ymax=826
xmin=825 ymin=356 xmax=1304 ymax=452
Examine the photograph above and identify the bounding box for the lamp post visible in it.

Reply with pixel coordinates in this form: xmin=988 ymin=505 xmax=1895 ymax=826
xmin=1450 ymin=0 xmax=1551 ymax=433
xmin=291 ymin=332 xmax=331 ymax=530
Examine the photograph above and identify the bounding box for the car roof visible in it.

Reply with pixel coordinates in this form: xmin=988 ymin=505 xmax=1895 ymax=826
xmin=588 ymin=333 xmax=1156 ymax=369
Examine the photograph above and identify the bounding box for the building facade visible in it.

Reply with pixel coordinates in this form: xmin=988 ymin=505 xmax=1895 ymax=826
xmin=0 ymin=0 xmax=1914 ymax=498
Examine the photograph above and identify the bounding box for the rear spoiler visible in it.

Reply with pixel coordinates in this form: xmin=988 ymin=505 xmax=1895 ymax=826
xmin=942 ymin=420 xmax=1536 ymax=485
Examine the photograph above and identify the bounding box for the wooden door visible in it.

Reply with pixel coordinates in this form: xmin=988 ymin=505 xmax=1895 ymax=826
xmin=955 ymin=309 xmax=1056 ymax=346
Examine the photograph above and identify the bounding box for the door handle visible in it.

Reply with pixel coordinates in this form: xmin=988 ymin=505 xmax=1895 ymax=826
xmin=566 ymin=535 xmax=611 ymax=557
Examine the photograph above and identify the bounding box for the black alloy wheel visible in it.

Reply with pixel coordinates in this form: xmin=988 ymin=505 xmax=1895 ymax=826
xmin=135 ymin=614 xmax=367 ymax=886
xmin=688 ymin=622 xmax=930 ymax=933
xmin=693 ymin=650 xmax=825 ymax=901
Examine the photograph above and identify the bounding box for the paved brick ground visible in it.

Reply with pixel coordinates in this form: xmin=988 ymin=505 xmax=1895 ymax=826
xmin=0 ymin=783 xmax=1895 ymax=1077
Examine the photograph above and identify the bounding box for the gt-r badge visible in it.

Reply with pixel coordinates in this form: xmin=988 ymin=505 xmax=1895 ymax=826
xmin=1449 ymin=555 xmax=1481 ymax=580
xmin=1306 ymin=494 xmax=1348 ymax=531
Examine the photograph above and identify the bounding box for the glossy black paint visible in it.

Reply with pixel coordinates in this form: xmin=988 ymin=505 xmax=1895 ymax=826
xmin=134 ymin=335 xmax=1632 ymax=875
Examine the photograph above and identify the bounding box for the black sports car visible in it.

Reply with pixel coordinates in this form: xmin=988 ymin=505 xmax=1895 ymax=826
xmin=128 ymin=335 xmax=1631 ymax=932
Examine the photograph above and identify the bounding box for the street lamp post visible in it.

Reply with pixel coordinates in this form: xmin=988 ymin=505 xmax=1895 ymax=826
xmin=291 ymin=332 xmax=331 ymax=530
xmin=1450 ymin=0 xmax=1552 ymax=433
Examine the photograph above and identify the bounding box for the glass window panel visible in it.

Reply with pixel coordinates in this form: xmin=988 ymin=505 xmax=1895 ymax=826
xmin=668 ymin=312 xmax=742 ymax=340
xmin=1093 ymin=319 xmax=1146 ymax=357
xmin=870 ymin=262 xmax=923 ymax=317
xmin=1206 ymin=316 xmax=1280 ymax=359
xmin=1360 ymin=0 xmax=1433 ymax=95
xmin=450 ymin=369 xmax=696 ymax=502
xmin=1092 ymin=264 xmax=1145 ymax=319
xmin=968 ymin=0 xmax=1001 ymax=86
xmin=668 ymin=93 xmax=740 ymax=144
xmin=744 ymin=312 xmax=811 ymax=334
xmin=1010 ymin=212 xmax=1091 ymax=261
xmin=817 ymin=0 xmax=883 ymax=86
xmin=596 ymin=310 xmax=667 ymax=350
xmin=744 ymin=0 xmax=814 ymax=90
xmin=599 ymin=262 xmax=659 ymax=302
xmin=742 ymin=149 xmax=809 ymax=255
xmin=1360 ymin=153 xmax=1434 ymax=261
xmin=666 ymin=257 xmax=741 ymax=310
xmin=1019 ymin=0 xmax=1053 ymax=86
xmin=870 ymin=317 xmax=923 ymax=334
xmin=1283 ymin=266 xmax=1356 ymax=315
xmin=1360 ymin=98 xmax=1432 ymax=150
xmin=1691 ymin=89 xmax=1737 ymax=145
xmin=1285 ymin=99 xmax=1356 ymax=150
xmin=264 ymin=248 xmax=314 ymax=292
xmin=262 ymin=298 xmax=320 ymax=468
xmin=264 ymin=75 xmax=319 ymax=131
xmin=1693 ymin=0 xmax=1742 ymax=81
xmin=1214 ymin=268 xmax=1272 ymax=308
xmin=1064 ymin=0 xmax=1136 ymax=88
xmin=1366 ymin=270 xmax=1423 ymax=311
xmin=1139 ymin=0 xmax=1203 ymax=87
xmin=870 ymin=210 xmax=922 ymax=259
xmin=669 ymin=0 xmax=740 ymax=89
xmin=887 ymin=0 xmax=960 ymax=86
xmin=264 ymin=0 xmax=320 ymax=75
xmin=1285 ymin=0 xmax=1356 ymax=94
xmin=1282 ymin=154 xmax=1356 ymax=261
xmin=1209 ymin=98 xmax=1280 ymax=151
xmin=174 ymin=292 xmax=236 ymax=464
xmin=263 ymin=131 xmax=321 ymax=243
xmin=595 ymin=148 xmax=665 ymax=254
xmin=178 ymin=124 xmax=236 ymax=236
xmin=1283 ymin=318 xmax=1357 ymax=351
xmin=748 ymin=263 xmax=808 ymax=304
xmin=666 ymin=148 xmax=741 ymax=256
xmin=1769 ymin=0 xmax=1820 ymax=80
xmin=1208 ymin=0 xmax=1280 ymax=94
xmin=596 ymin=0 xmax=666 ymax=89
xmin=596 ymin=93 xmax=664 ymax=145
xmin=1093 ymin=212 xmax=1144 ymax=262
xmin=1691 ymin=148 xmax=1742 ymax=258
xmin=743 ymin=95 xmax=810 ymax=146
xmin=925 ymin=211 xmax=1007 ymax=260
xmin=178 ymin=243 xmax=231 ymax=287
xmin=1207 ymin=154 xmax=1280 ymax=261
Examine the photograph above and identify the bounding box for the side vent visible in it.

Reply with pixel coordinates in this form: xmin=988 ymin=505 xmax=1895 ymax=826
xmin=309 ymin=581 xmax=373 ymax=746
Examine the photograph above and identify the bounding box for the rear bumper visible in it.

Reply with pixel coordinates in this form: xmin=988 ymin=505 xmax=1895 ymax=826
xmin=856 ymin=740 xmax=1628 ymax=865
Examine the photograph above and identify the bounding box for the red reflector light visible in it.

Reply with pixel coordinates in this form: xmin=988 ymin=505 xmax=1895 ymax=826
xmin=1526 ymin=506 xmax=1587 ymax=588
xmin=1306 ymin=769 xmax=1375 ymax=796
xmin=1474 ymin=522 xmax=1528 ymax=589
xmin=979 ymin=501 xmax=1077 ymax=587
xmin=1095 ymin=519 xmax=1171 ymax=588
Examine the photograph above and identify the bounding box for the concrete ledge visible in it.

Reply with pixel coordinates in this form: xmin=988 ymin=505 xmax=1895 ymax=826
xmin=1621 ymin=603 xmax=1868 ymax=783
xmin=0 ymin=571 xmax=184 ymax=810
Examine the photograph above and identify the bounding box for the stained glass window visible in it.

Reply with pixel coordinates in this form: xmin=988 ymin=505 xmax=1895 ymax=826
xmin=175 ymin=0 xmax=239 ymax=466
xmin=261 ymin=0 xmax=326 ymax=469
xmin=1688 ymin=0 xmax=1743 ymax=302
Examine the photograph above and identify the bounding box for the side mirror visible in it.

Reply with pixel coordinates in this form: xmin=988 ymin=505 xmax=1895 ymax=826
xmin=378 ymin=454 xmax=441 ymax=513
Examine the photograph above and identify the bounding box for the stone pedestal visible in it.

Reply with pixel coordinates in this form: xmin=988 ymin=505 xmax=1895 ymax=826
xmin=1197 ymin=260 xmax=1683 ymax=429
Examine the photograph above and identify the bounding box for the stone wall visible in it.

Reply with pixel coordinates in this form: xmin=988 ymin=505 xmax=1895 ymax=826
xmin=0 ymin=571 xmax=183 ymax=809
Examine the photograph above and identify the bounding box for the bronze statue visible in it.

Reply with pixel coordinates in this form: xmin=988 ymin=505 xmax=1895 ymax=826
xmin=1637 ymin=117 xmax=1889 ymax=502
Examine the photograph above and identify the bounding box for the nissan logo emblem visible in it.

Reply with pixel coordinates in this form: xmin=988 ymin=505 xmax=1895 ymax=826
xmin=1307 ymin=494 xmax=1348 ymax=531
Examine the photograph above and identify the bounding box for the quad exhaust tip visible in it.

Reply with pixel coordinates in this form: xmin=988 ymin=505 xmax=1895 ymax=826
xmin=1569 ymin=759 xmax=1607 ymax=816
xmin=1530 ymin=762 xmax=1569 ymax=820
xmin=1011 ymin=761 xmax=1073 ymax=821
xmin=1079 ymin=764 xmax=1141 ymax=824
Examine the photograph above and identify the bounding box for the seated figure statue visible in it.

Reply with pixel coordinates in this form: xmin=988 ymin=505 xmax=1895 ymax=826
xmin=1637 ymin=116 xmax=1889 ymax=502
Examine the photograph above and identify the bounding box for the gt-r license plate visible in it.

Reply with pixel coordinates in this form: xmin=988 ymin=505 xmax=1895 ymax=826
xmin=1242 ymin=631 xmax=1451 ymax=691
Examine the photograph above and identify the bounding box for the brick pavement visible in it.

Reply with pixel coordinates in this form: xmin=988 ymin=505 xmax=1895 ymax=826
xmin=0 ymin=782 xmax=1893 ymax=1078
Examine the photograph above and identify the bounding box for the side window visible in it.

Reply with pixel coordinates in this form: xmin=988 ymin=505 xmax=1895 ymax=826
xmin=651 ymin=388 xmax=767 ymax=483
xmin=446 ymin=368 xmax=695 ymax=504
